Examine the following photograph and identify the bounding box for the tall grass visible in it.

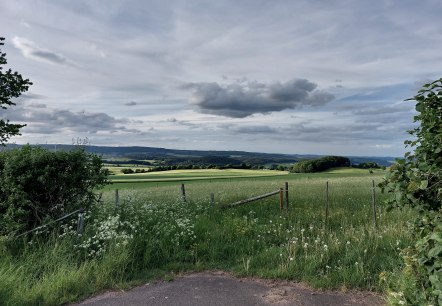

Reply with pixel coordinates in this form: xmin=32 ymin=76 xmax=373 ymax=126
xmin=0 ymin=174 xmax=413 ymax=305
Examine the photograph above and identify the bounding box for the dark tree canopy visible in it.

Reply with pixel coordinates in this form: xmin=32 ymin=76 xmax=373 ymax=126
xmin=291 ymin=156 xmax=350 ymax=173
xmin=0 ymin=37 xmax=32 ymax=145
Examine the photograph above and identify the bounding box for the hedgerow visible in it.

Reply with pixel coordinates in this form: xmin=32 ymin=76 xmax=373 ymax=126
xmin=381 ymin=78 xmax=442 ymax=305
xmin=0 ymin=145 xmax=109 ymax=236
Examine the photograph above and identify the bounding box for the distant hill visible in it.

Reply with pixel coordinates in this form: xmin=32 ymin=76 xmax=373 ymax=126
xmin=4 ymin=144 xmax=397 ymax=167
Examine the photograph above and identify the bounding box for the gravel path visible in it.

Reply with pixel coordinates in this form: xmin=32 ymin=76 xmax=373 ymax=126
xmin=75 ymin=271 xmax=384 ymax=306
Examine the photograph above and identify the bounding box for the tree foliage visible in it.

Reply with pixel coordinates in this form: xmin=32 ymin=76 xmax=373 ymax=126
xmin=0 ymin=145 xmax=109 ymax=236
xmin=381 ymin=78 xmax=442 ymax=305
xmin=291 ymin=156 xmax=350 ymax=173
xmin=0 ymin=37 xmax=32 ymax=145
xmin=353 ymin=162 xmax=381 ymax=169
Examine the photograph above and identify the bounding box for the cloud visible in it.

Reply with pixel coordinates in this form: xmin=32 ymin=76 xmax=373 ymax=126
xmin=12 ymin=37 xmax=76 ymax=67
xmin=352 ymin=104 xmax=413 ymax=116
xmin=165 ymin=117 xmax=201 ymax=129
xmin=3 ymin=103 xmax=142 ymax=135
xmin=232 ymin=125 xmax=278 ymax=134
xmin=27 ymin=103 xmax=47 ymax=108
xmin=20 ymin=20 xmax=31 ymax=28
xmin=21 ymin=93 xmax=46 ymax=100
xmin=183 ymin=78 xmax=334 ymax=118
xmin=124 ymin=101 xmax=137 ymax=106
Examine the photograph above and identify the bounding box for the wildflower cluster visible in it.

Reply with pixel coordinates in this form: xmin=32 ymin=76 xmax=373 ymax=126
xmin=75 ymin=215 xmax=135 ymax=258
xmin=61 ymin=192 xmax=200 ymax=259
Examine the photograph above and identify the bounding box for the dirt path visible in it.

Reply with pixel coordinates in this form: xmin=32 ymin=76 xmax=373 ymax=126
xmin=75 ymin=271 xmax=384 ymax=306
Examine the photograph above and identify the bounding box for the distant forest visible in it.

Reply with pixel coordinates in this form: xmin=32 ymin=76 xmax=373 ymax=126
xmin=5 ymin=144 xmax=395 ymax=169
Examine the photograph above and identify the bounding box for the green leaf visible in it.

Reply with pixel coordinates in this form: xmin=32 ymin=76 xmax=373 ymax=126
xmin=429 ymin=274 xmax=442 ymax=287
xmin=429 ymin=233 xmax=442 ymax=243
xmin=428 ymin=245 xmax=442 ymax=257
xmin=420 ymin=180 xmax=429 ymax=190
xmin=407 ymin=181 xmax=419 ymax=192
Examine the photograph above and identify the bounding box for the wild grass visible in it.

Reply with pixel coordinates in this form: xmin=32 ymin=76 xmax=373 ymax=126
xmin=0 ymin=172 xmax=412 ymax=305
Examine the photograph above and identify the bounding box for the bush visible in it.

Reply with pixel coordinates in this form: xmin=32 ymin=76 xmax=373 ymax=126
xmin=120 ymin=168 xmax=134 ymax=174
xmin=381 ymin=78 xmax=442 ymax=305
xmin=0 ymin=145 xmax=109 ymax=236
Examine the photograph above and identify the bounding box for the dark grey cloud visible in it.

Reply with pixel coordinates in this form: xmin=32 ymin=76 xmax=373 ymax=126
xmin=2 ymin=103 xmax=142 ymax=134
xmin=124 ymin=101 xmax=137 ymax=106
xmin=32 ymin=50 xmax=70 ymax=65
xmin=12 ymin=37 xmax=76 ymax=67
xmin=183 ymin=78 xmax=334 ymax=118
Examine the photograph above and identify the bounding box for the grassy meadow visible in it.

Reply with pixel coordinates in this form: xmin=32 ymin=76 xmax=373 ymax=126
xmin=0 ymin=169 xmax=413 ymax=305
xmin=108 ymin=168 xmax=288 ymax=182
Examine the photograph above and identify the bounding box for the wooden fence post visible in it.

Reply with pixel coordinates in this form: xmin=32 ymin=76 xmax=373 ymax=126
xmin=279 ymin=188 xmax=283 ymax=210
xmin=115 ymin=189 xmax=119 ymax=207
xmin=372 ymin=180 xmax=377 ymax=227
xmin=325 ymin=181 xmax=329 ymax=224
xmin=180 ymin=184 xmax=187 ymax=203
xmin=285 ymin=182 xmax=289 ymax=211
xmin=210 ymin=193 xmax=215 ymax=207
xmin=77 ymin=209 xmax=85 ymax=234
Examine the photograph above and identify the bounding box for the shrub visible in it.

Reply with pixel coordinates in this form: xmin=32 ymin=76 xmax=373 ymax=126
xmin=0 ymin=145 xmax=109 ymax=236
xmin=381 ymin=78 xmax=442 ymax=305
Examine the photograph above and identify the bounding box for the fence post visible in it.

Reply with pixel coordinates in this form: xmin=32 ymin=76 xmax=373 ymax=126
xmin=285 ymin=182 xmax=289 ymax=211
xmin=325 ymin=181 xmax=329 ymax=224
xmin=180 ymin=184 xmax=187 ymax=203
xmin=98 ymin=192 xmax=103 ymax=204
xmin=279 ymin=188 xmax=283 ymax=210
xmin=372 ymin=180 xmax=377 ymax=227
xmin=115 ymin=189 xmax=119 ymax=207
xmin=77 ymin=208 xmax=85 ymax=234
xmin=210 ymin=193 xmax=215 ymax=207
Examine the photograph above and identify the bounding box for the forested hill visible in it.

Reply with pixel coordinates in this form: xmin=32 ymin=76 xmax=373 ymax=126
xmin=4 ymin=144 xmax=397 ymax=167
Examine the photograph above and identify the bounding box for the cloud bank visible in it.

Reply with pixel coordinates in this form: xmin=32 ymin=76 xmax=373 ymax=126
xmin=184 ymin=78 xmax=334 ymax=118
xmin=3 ymin=101 xmax=141 ymax=135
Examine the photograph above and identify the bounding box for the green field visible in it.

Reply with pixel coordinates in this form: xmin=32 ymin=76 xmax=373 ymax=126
xmin=108 ymin=169 xmax=288 ymax=186
xmin=106 ymin=168 xmax=385 ymax=189
xmin=0 ymin=169 xmax=410 ymax=305
xmin=322 ymin=167 xmax=386 ymax=174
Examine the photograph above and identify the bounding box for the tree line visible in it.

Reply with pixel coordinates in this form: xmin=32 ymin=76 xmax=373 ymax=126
xmin=290 ymin=156 xmax=351 ymax=173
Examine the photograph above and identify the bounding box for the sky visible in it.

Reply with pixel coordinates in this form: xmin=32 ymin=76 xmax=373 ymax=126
xmin=1 ymin=0 xmax=441 ymax=156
